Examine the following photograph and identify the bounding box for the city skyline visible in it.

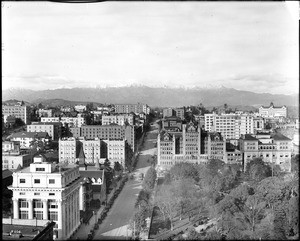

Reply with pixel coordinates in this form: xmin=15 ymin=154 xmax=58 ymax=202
xmin=2 ymin=1 xmax=299 ymax=94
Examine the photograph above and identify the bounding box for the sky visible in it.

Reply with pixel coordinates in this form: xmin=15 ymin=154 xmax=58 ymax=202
xmin=2 ymin=1 xmax=299 ymax=94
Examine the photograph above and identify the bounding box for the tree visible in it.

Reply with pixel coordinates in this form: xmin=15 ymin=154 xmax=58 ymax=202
xmin=245 ymin=158 xmax=272 ymax=182
xmin=255 ymin=176 xmax=288 ymax=210
xmin=186 ymin=227 xmax=202 ymax=240
xmin=114 ymin=161 xmax=123 ymax=173
xmin=13 ymin=118 xmax=25 ymax=128
xmin=169 ymin=162 xmax=199 ymax=182
xmin=291 ymin=154 xmax=299 ymax=174
xmin=142 ymin=167 xmax=157 ymax=191
xmin=224 ymin=103 xmax=228 ymax=113
xmin=129 ymin=208 xmax=148 ymax=237
xmin=37 ymin=103 xmax=44 ymax=109
xmin=155 ymin=184 xmax=178 ymax=230
xmin=206 ymin=159 xmax=225 ymax=177
xmin=171 ymin=178 xmax=197 ymax=220
xmin=135 ymin=189 xmax=151 ymax=210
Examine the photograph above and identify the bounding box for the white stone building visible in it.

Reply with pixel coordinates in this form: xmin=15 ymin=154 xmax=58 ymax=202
xmin=8 ymin=155 xmax=81 ymax=240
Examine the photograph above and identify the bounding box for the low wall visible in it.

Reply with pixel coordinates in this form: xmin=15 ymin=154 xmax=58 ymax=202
xmin=3 ymin=218 xmax=49 ymax=226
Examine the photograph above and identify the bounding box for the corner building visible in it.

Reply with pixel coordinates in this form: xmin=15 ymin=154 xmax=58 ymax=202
xmin=8 ymin=155 xmax=81 ymax=240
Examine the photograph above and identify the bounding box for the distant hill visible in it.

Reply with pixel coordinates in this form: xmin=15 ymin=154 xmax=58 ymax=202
xmin=2 ymin=86 xmax=298 ymax=108
xmin=31 ymin=98 xmax=103 ymax=107
xmin=2 ymin=99 xmax=31 ymax=106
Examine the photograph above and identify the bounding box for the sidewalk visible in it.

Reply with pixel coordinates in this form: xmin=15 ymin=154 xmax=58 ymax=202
xmin=72 ymin=188 xmax=116 ymax=240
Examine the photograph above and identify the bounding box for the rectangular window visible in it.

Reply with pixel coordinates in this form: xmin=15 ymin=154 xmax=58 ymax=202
xmin=20 ymin=210 xmax=28 ymax=219
xmin=19 ymin=192 xmax=25 ymax=195
xmin=48 ymin=200 xmax=58 ymax=209
xmin=49 ymin=179 xmax=55 ymax=184
xmin=20 ymin=179 xmax=26 ymax=183
xmin=34 ymin=210 xmax=43 ymax=220
xmin=34 ymin=193 xmax=40 ymax=196
xmin=49 ymin=193 xmax=55 ymax=196
xmin=34 ymin=179 xmax=40 ymax=184
xmin=19 ymin=199 xmax=28 ymax=208
xmin=36 ymin=168 xmax=45 ymax=172
xmin=49 ymin=211 xmax=58 ymax=221
xmin=34 ymin=200 xmax=43 ymax=208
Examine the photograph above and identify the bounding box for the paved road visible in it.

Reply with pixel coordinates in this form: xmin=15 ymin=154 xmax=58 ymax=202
xmin=93 ymin=122 xmax=159 ymax=240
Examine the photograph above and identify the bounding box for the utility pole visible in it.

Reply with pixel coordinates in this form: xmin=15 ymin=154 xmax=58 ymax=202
xmin=133 ymin=220 xmax=135 ymax=239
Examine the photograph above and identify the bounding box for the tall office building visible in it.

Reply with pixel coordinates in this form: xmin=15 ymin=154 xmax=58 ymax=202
xmin=205 ymin=113 xmax=256 ymax=139
xmin=8 ymin=155 xmax=81 ymax=240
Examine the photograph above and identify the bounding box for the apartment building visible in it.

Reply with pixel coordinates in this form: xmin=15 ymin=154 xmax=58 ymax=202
xmin=59 ymin=137 xmax=131 ymax=168
xmin=3 ymin=115 xmax=16 ymax=128
xmin=80 ymin=124 xmax=135 ymax=151
xmin=27 ymin=122 xmax=62 ymax=140
xmin=9 ymin=131 xmax=50 ymax=149
xmin=239 ymin=133 xmax=292 ymax=172
xmin=2 ymin=104 xmax=31 ymax=124
xmin=174 ymin=108 xmax=185 ymax=120
xmin=259 ymin=102 xmax=287 ymax=118
xmin=61 ymin=114 xmax=85 ymax=128
xmin=41 ymin=117 xmax=60 ymax=123
xmin=115 ymin=103 xmax=150 ymax=115
xmin=102 ymin=139 xmax=130 ymax=168
xmin=38 ymin=109 xmax=53 ymax=118
xmin=8 ymin=155 xmax=81 ymax=240
xmin=41 ymin=115 xmax=85 ymax=128
xmin=162 ymin=116 xmax=182 ymax=131
xmin=102 ymin=114 xmax=135 ymax=126
xmin=163 ymin=108 xmax=176 ymax=118
xmin=2 ymin=141 xmax=31 ymax=170
xmin=157 ymin=122 xmax=209 ymax=169
xmin=205 ymin=113 xmax=256 ymax=139
xmin=74 ymin=105 xmax=87 ymax=112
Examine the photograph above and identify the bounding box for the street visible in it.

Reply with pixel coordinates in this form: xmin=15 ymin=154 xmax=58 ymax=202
xmin=93 ymin=121 xmax=159 ymax=240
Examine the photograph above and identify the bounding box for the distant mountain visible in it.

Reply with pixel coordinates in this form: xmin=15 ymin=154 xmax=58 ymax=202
xmin=2 ymin=86 xmax=298 ymax=108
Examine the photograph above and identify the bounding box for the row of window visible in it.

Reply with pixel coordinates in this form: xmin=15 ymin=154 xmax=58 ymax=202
xmin=20 ymin=179 xmax=55 ymax=184
xmin=19 ymin=210 xmax=58 ymax=221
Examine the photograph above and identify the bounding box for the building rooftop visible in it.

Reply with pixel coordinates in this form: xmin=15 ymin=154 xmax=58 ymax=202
xmin=30 ymin=122 xmax=61 ymax=125
xmin=241 ymin=134 xmax=258 ymax=141
xmin=2 ymin=222 xmax=55 ymax=240
xmin=9 ymin=132 xmax=49 ymax=139
xmin=271 ymin=133 xmax=292 ymax=141
xmin=79 ymin=170 xmax=104 ymax=179
xmin=2 ymin=169 xmax=13 ymax=179
xmin=15 ymin=163 xmax=78 ymax=174
xmin=260 ymin=102 xmax=286 ymax=109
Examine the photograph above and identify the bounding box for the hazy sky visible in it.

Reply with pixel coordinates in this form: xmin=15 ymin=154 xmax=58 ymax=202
xmin=2 ymin=1 xmax=299 ymax=94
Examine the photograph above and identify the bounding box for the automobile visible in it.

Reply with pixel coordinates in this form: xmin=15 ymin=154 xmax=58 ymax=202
xmin=138 ymin=173 xmax=144 ymax=180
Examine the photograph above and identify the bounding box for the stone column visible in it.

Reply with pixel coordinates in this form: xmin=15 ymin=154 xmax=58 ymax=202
xmin=13 ymin=198 xmax=19 ymax=219
xmin=57 ymin=200 xmax=63 ymax=231
xmin=28 ymin=199 xmax=33 ymax=219
xmin=43 ymin=199 xmax=48 ymax=220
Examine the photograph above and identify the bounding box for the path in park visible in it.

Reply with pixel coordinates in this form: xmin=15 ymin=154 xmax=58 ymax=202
xmin=93 ymin=122 xmax=159 ymax=240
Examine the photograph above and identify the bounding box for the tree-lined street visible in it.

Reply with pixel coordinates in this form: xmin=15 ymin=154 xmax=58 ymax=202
xmin=93 ymin=121 xmax=159 ymax=240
